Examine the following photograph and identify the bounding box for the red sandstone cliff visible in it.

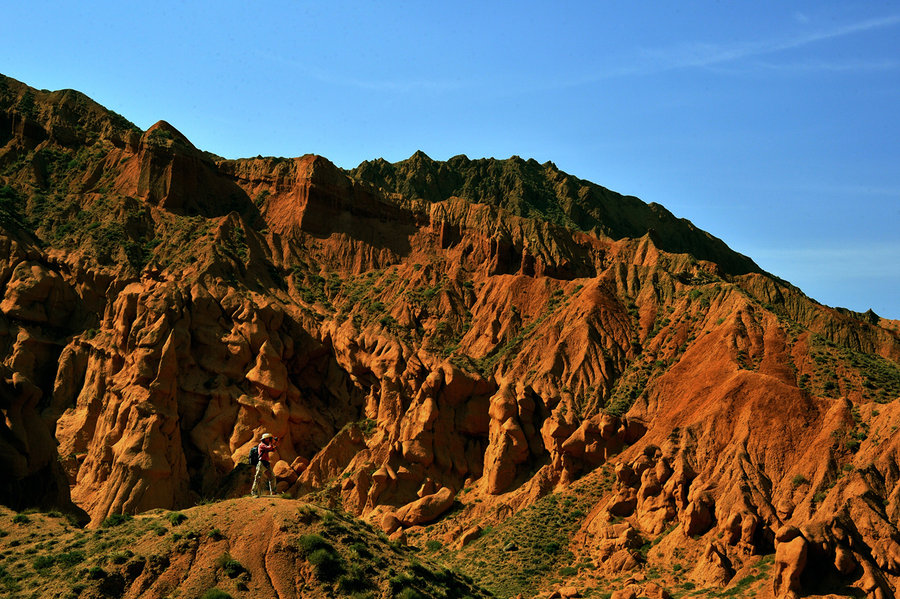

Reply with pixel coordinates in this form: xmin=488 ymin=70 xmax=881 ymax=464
xmin=1 ymin=73 xmax=899 ymax=598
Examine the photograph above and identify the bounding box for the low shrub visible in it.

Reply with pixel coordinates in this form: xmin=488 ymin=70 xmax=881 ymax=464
xmin=215 ymin=553 xmax=246 ymax=579
xmin=790 ymin=474 xmax=809 ymax=488
xmin=109 ymin=550 xmax=132 ymax=565
xmin=57 ymin=550 xmax=86 ymax=567
xmin=166 ymin=512 xmax=187 ymax=526
xmin=337 ymin=563 xmax=372 ymax=593
xmin=102 ymin=513 xmax=132 ymax=528
xmin=396 ymin=588 xmax=425 ymax=599
xmin=308 ymin=547 xmax=345 ymax=581
xmin=207 ymin=528 xmax=225 ymax=541
xmin=541 ymin=540 xmax=561 ymax=555
xmin=297 ymin=534 xmax=331 ymax=556
xmin=389 ymin=573 xmax=415 ymax=592
xmin=350 ymin=542 xmax=372 ymax=560
xmin=0 ymin=564 xmax=18 ymax=592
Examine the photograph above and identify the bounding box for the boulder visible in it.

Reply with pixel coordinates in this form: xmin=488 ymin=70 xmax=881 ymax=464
xmin=642 ymin=583 xmax=672 ymax=599
xmin=682 ymin=498 xmax=713 ymax=537
xmin=609 ymin=588 xmax=637 ymax=599
xmin=606 ymin=549 xmax=640 ymax=573
xmin=393 ymin=486 xmax=455 ymax=527
xmin=457 ymin=525 xmax=482 ymax=549
xmin=380 ymin=513 xmax=401 ymax=534
xmin=290 ymin=456 xmax=310 ymax=474
xmin=273 ymin=460 xmax=298 ymax=485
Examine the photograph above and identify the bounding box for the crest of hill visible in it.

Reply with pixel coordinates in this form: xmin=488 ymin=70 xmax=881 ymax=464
xmin=0 ymin=73 xmax=140 ymax=149
xmin=352 ymin=150 xmax=762 ymax=276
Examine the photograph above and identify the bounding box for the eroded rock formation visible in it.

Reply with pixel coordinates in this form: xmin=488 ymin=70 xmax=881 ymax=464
xmin=1 ymin=73 xmax=899 ymax=598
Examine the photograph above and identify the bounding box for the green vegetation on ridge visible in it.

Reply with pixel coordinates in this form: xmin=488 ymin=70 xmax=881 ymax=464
xmin=351 ymin=152 xmax=762 ymax=276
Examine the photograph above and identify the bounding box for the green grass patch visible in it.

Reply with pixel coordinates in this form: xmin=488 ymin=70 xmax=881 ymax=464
xmin=0 ymin=564 xmax=19 ymax=593
xmin=102 ymin=513 xmax=133 ymax=528
xmin=451 ymin=474 xmax=605 ymax=597
xmin=165 ymin=512 xmax=187 ymax=526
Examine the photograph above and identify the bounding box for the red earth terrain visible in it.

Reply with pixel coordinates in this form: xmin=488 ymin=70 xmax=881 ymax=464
xmin=1 ymin=73 xmax=899 ymax=598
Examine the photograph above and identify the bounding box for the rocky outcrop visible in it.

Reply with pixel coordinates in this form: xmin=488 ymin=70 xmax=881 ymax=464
xmin=0 ymin=234 xmax=86 ymax=518
xmin=0 ymin=260 xmax=78 ymax=327
xmin=773 ymin=526 xmax=807 ymax=599
xmin=48 ymin=276 xmax=372 ymax=521
xmin=123 ymin=120 xmax=253 ymax=217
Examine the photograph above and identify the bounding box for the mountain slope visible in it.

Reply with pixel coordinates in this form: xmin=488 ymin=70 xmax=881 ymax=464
xmin=1 ymin=73 xmax=899 ymax=599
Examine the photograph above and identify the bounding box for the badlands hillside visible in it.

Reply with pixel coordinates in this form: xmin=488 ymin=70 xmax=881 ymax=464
xmin=0 ymin=73 xmax=899 ymax=599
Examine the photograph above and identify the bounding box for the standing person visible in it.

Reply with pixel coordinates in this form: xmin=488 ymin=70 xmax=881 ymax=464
xmin=251 ymin=433 xmax=279 ymax=497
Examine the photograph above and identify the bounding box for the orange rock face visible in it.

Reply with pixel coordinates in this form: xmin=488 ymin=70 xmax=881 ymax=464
xmin=1 ymin=73 xmax=899 ymax=597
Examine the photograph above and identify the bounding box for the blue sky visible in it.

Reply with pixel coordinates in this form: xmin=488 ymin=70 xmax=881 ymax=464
xmin=3 ymin=1 xmax=898 ymax=317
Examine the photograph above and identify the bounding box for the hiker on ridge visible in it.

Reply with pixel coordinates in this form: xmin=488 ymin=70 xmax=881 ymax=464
xmin=251 ymin=433 xmax=279 ymax=497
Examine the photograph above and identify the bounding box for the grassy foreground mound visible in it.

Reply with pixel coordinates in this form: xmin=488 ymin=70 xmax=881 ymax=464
xmin=0 ymin=499 xmax=488 ymax=599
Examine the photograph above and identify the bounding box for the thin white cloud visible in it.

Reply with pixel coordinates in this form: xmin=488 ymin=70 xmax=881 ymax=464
xmin=779 ymin=13 xmax=900 ymax=50
xmin=747 ymin=58 xmax=900 ymax=73
xmin=544 ymin=12 xmax=900 ymax=92
xmin=640 ymin=13 xmax=900 ymax=71
xmin=251 ymin=13 xmax=900 ymax=94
